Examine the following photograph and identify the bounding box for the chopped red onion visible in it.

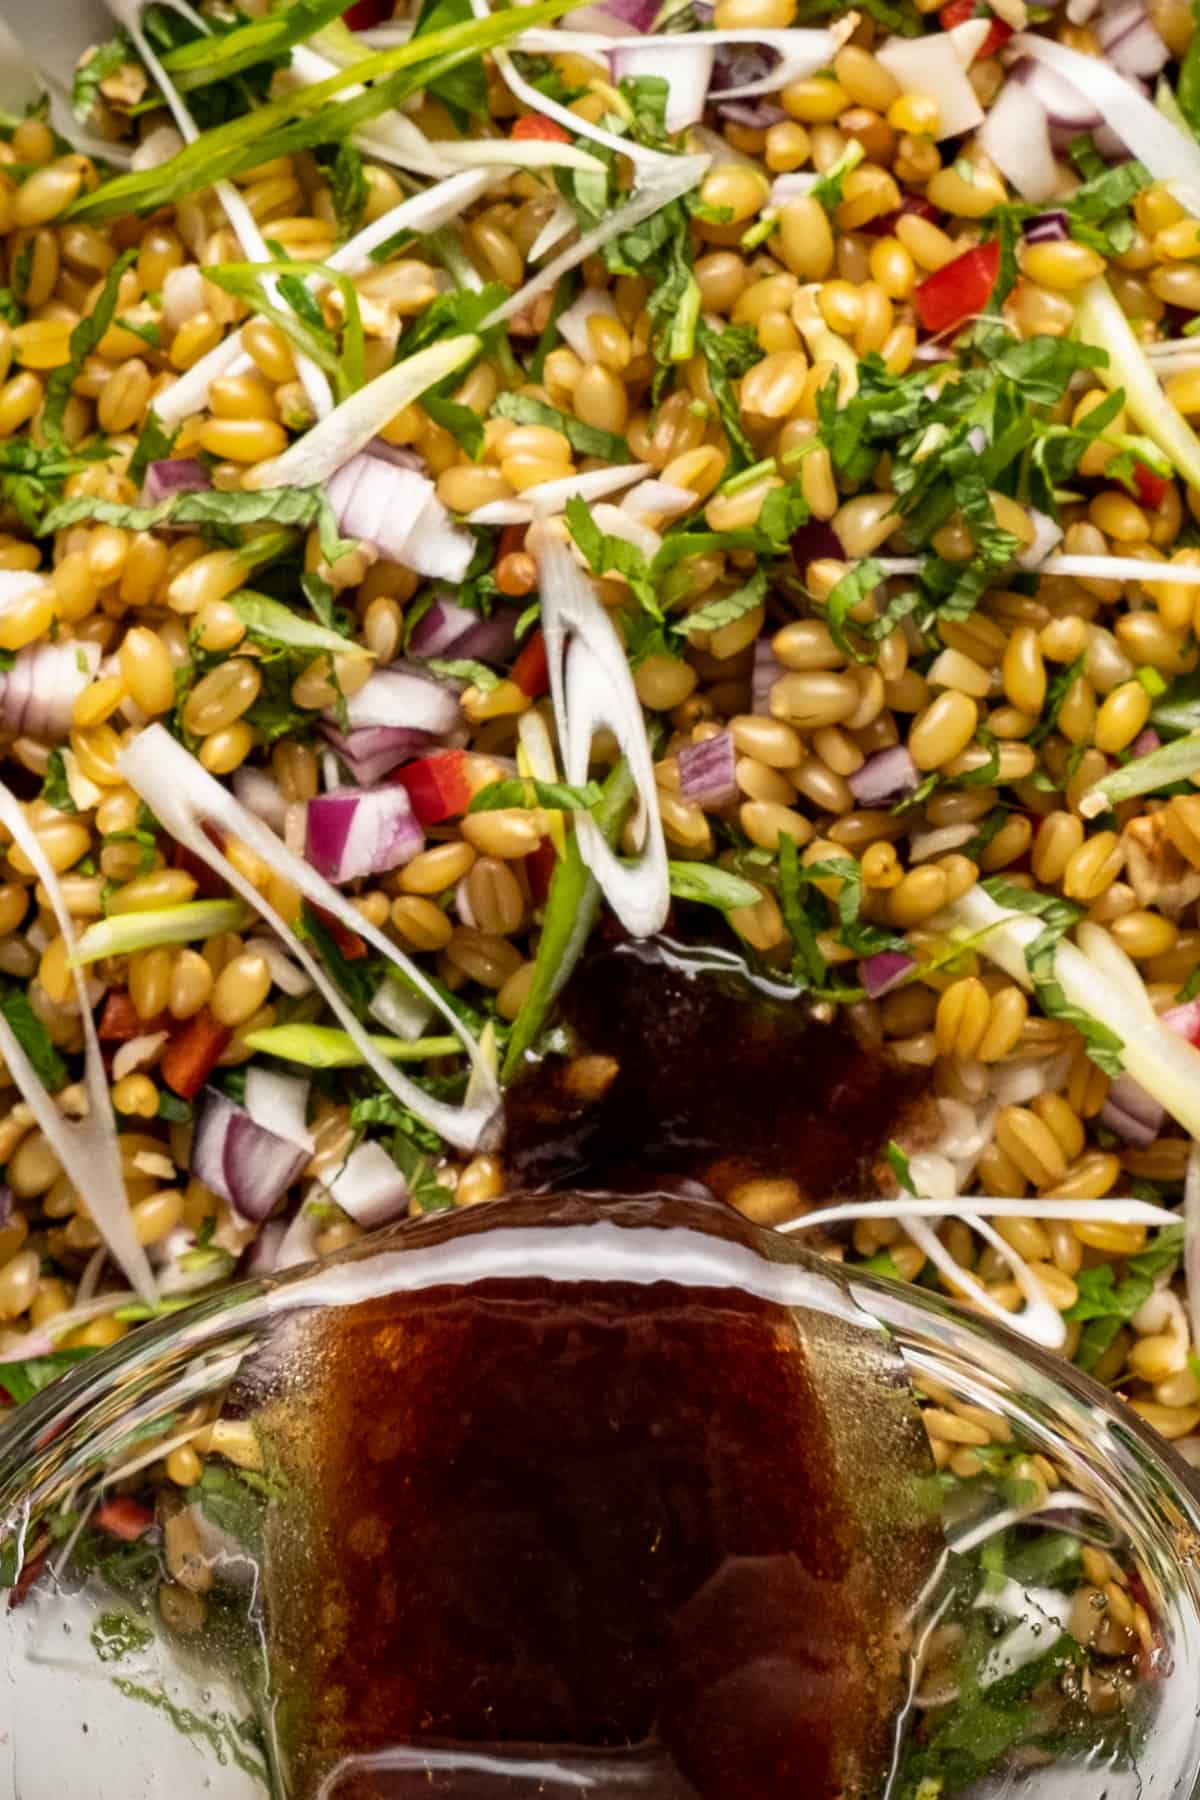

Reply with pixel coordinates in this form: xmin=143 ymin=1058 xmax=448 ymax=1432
xmin=1164 ymin=998 xmax=1200 ymax=1046
xmin=243 ymin=1218 xmax=287 ymax=1276
xmin=141 ymin=457 xmax=211 ymax=505
xmin=1012 ymin=55 xmax=1103 ymax=149
xmin=847 ymin=745 xmax=920 ymax=806
xmin=610 ymin=40 xmax=714 ymax=130
xmin=407 ymin=595 xmax=519 ymax=663
xmin=1097 ymin=1 xmax=1169 ymax=77
xmin=1017 ymin=508 xmax=1064 ymax=570
xmin=0 ymin=639 xmax=101 ymax=739
xmin=1131 ymin=727 xmax=1162 ymax=758
xmin=1100 ymin=1072 xmax=1165 ymax=1146
xmin=711 ymin=40 xmax=778 ymax=95
xmin=323 ymin=1139 xmax=409 ymax=1228
xmin=621 ymin=479 xmax=695 ymax=524
xmin=326 ymin=450 xmax=474 ymax=581
xmin=1023 ymin=210 xmax=1071 ymax=243
xmin=274 ymin=1205 xmax=322 ymax=1272
xmin=370 ymin=973 xmax=434 ymax=1041
xmin=717 ymin=99 xmax=788 ymax=128
xmin=859 ymin=951 xmax=916 ymax=999
xmin=976 ymin=75 xmax=1058 ymax=203
xmin=578 ymin=0 xmax=659 ymax=26
xmin=232 ymin=766 xmax=287 ymax=834
xmin=791 ymin=519 xmax=845 ymax=573
xmin=244 ymin=1066 xmax=312 ymax=1151
xmin=364 ymin=437 xmax=425 ymax=471
xmin=306 ymin=784 xmax=423 ymax=884
xmin=320 ymin=722 xmax=436 ymax=786
xmin=677 ymin=731 xmax=737 ymax=809
xmin=341 ymin=664 xmax=463 ymax=736
xmin=752 ymin=639 xmax=784 ymax=716
xmin=192 ymin=1087 xmax=308 ymax=1223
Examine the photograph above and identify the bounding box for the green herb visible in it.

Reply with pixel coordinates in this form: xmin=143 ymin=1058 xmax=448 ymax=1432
xmin=72 ymin=37 xmax=133 ymax=124
xmin=777 ymin=831 xmax=827 ymax=990
xmin=389 ymin=1127 xmax=454 ymax=1212
xmin=887 ymin=1140 xmax=916 ymax=1194
xmin=1178 ymin=19 xmax=1200 ymax=137
xmin=1064 ymin=1223 xmax=1184 ymax=1371
xmin=203 ymin=257 xmax=364 ymax=401
xmin=42 ymin=250 xmax=136 ymax=448
xmin=530 ymin=272 xmax=578 ymax=382
xmin=0 ymin=289 xmax=22 ymax=328
xmin=469 ymin=776 xmax=604 ymax=813
xmin=160 ymin=0 xmax=353 ymax=92
xmin=1029 ymin=651 xmax=1087 ymax=747
xmin=184 ymin=1463 xmax=270 ymax=1549
xmin=667 ymin=862 xmax=761 ymax=911
xmin=823 ymin=557 xmax=886 ymax=658
xmin=127 ymin=412 xmax=179 ymax=489
xmin=293 ymin=903 xmax=380 ymax=1019
xmin=41 ymin=486 xmax=354 ymax=565
xmin=1178 ymin=965 xmax=1200 ymax=1005
xmin=680 ymin=565 xmax=767 ymax=638
xmin=419 ymin=656 xmax=501 ymax=690
xmin=501 ymin=759 xmax=636 ymax=1081
xmin=242 ymin=1023 xmax=461 ymax=1068
xmin=696 ymin=320 xmax=764 ymax=469
xmin=980 ymin=878 xmax=1125 ymax=1075
xmin=492 ymin=391 xmax=629 ymax=463
xmin=40 ymin=749 xmax=77 ymax=816
xmin=410 ymin=0 xmax=489 ymax=123
xmin=1079 ymin=729 xmax=1200 ymax=818
xmin=809 ymin=139 xmax=865 ymax=214
xmin=65 ymin=0 xmax=575 ymax=223
xmin=230 ymin=590 xmax=361 ymax=660
xmin=0 ymin=1346 xmax=96 ymax=1404
xmin=0 ymin=985 xmax=67 ymax=1092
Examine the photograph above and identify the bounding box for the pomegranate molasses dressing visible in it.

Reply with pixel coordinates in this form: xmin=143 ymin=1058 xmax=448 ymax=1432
xmin=258 ymin=1196 xmax=938 ymax=1800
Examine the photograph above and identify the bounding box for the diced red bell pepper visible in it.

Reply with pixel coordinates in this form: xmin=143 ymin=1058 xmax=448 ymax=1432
xmin=512 ymin=629 xmax=549 ymax=701
xmin=392 ymin=749 xmax=474 ymax=825
xmin=161 ymin=1009 xmax=232 ymax=1102
xmin=311 ymin=904 xmax=368 ymax=961
xmin=511 ymin=114 xmax=571 ymax=143
xmin=525 ymin=838 xmax=559 ymax=907
xmin=341 ymin=0 xmax=393 ymax=28
xmin=94 ymin=1497 xmax=155 ymax=1542
xmin=1132 ymin=461 xmax=1171 ymax=509
xmin=938 ymin=0 xmax=1013 ymax=56
xmin=914 ymin=240 xmax=1001 ymax=336
xmin=497 ymin=522 xmax=529 ymax=562
xmin=99 ymin=991 xmax=144 ymax=1042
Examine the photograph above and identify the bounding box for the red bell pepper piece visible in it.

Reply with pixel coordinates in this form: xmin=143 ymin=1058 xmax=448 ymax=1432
xmin=94 ymin=1497 xmax=155 ymax=1542
xmin=938 ymin=0 xmax=1012 ymax=56
xmin=161 ymin=1010 xmax=232 ymax=1101
xmin=342 ymin=0 xmax=392 ymax=27
xmin=914 ymin=240 xmax=1001 ymax=335
xmin=512 ymin=629 xmax=549 ymax=700
xmin=1132 ymin=461 xmax=1171 ymax=509
xmin=310 ymin=904 xmax=368 ymax=961
xmin=525 ymin=839 xmax=559 ymax=907
xmin=98 ymin=991 xmax=143 ymax=1042
xmin=511 ymin=114 xmax=571 ymax=143
xmin=393 ymin=749 xmax=474 ymax=825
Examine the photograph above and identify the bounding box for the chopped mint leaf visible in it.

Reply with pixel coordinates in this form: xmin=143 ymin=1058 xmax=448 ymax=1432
xmin=40 ymin=749 xmax=78 ymax=816
xmin=493 ymin=391 xmax=629 ymax=463
xmin=470 ymin=776 xmax=603 ymax=813
xmin=42 ymin=250 xmax=136 ymax=449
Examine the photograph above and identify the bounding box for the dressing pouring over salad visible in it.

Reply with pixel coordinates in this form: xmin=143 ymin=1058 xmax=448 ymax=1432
xmin=0 ymin=0 xmax=1199 ymax=1459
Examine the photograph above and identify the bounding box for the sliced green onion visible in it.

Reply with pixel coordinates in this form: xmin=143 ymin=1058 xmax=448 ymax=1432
xmin=1079 ymin=731 xmax=1200 ymax=818
xmin=241 ymin=1023 xmax=462 ymax=1068
xmin=68 ymin=899 xmax=249 ymax=968
xmin=1075 ymin=276 xmax=1200 ymax=492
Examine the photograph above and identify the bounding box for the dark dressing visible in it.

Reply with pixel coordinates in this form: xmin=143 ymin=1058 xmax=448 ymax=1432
xmin=260 ymin=1196 xmax=937 ymax=1800
xmin=504 ymin=938 xmax=930 ymax=1204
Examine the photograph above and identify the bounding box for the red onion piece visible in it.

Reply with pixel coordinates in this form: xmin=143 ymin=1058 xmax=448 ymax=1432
xmin=364 ymin=438 xmax=425 ymax=471
xmin=407 ymin=595 xmax=519 ymax=664
xmin=718 ymin=99 xmax=788 ymax=128
xmin=1164 ymin=999 xmax=1200 ymax=1046
xmin=1012 ymin=55 xmax=1103 ymax=149
xmin=1097 ymin=1 xmax=1169 ymax=77
xmin=323 ymin=1139 xmax=409 ymax=1227
xmin=327 ymin=451 xmax=474 ymax=581
xmin=1023 ymin=210 xmax=1071 ymax=243
xmin=1131 ymin=727 xmax=1162 ymax=758
xmin=1100 ymin=1072 xmax=1165 ymax=1145
xmin=232 ymin=766 xmax=287 ymax=834
xmin=141 ymin=458 xmax=212 ymax=505
xmin=321 ymin=722 xmax=436 ymax=785
xmin=192 ymin=1087 xmax=308 ymax=1223
xmin=342 ymin=664 xmax=463 ymax=736
xmin=752 ymin=639 xmax=784 ymax=716
xmin=580 ymin=0 xmax=659 ymax=27
xmin=677 ymin=730 xmax=737 ymax=809
xmin=859 ymin=950 xmax=916 ymax=999
xmin=243 ymin=1218 xmax=287 ymax=1275
xmin=0 ymin=639 xmax=101 ymax=739
xmin=306 ymin=784 xmax=423 ymax=884
xmin=847 ymin=745 xmax=919 ymax=806
xmin=711 ymin=41 xmax=779 ymax=95
xmin=791 ymin=519 xmax=845 ymax=573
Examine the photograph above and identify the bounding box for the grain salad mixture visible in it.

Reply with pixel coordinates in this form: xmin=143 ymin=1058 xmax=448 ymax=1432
xmin=4 ymin=0 xmax=1200 ymax=1513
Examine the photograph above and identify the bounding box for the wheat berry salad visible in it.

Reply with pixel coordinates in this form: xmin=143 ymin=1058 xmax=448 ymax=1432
xmin=4 ymin=0 xmax=1200 ymax=1783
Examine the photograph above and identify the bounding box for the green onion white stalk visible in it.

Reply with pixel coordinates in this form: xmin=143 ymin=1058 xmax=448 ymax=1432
xmin=1079 ymin=731 xmax=1200 ymax=818
xmin=1075 ymin=275 xmax=1200 ymax=492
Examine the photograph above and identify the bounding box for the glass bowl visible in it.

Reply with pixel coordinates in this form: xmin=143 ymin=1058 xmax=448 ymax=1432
xmin=0 ymin=1192 xmax=1197 ymax=1800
